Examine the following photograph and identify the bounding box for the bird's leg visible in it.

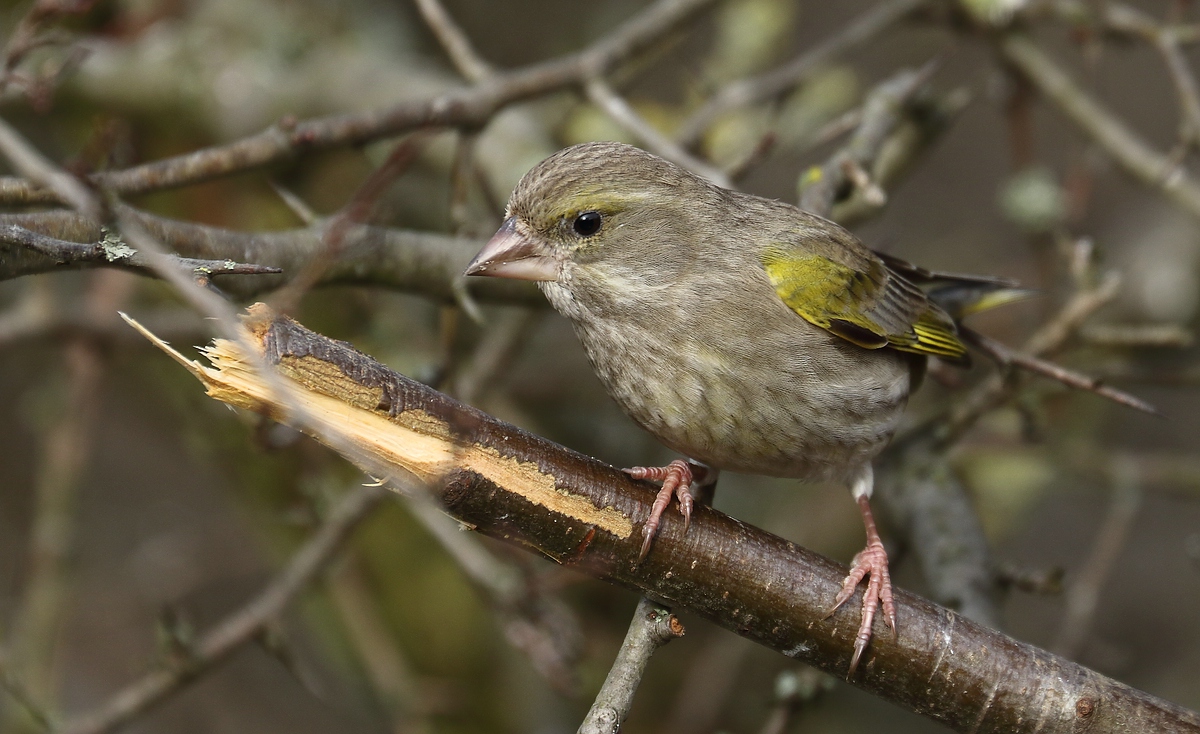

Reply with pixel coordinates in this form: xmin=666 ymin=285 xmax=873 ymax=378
xmin=624 ymin=459 xmax=714 ymax=562
xmin=828 ymin=466 xmax=897 ymax=676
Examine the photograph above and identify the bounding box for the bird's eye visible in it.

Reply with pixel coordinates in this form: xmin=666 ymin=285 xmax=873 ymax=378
xmin=572 ymin=211 xmax=603 ymax=237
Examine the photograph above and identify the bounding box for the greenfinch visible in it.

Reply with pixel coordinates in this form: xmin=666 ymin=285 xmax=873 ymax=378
xmin=465 ymin=141 xmax=1009 ymax=674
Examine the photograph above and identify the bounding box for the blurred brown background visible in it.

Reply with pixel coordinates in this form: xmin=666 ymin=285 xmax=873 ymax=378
xmin=0 ymin=0 xmax=1198 ymax=732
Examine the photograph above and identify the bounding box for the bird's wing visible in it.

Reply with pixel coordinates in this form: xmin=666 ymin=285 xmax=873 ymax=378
xmin=759 ymin=243 xmax=969 ymax=364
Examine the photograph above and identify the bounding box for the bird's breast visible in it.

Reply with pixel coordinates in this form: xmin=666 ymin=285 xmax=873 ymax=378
xmin=541 ymin=276 xmax=913 ymax=483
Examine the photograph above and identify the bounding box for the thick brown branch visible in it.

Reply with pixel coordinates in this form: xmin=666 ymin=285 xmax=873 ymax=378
xmin=121 ymin=304 xmax=1200 ymax=734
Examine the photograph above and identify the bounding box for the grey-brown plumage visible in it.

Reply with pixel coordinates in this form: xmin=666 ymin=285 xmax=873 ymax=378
xmin=502 ymin=142 xmax=920 ymax=483
xmin=465 ymin=141 xmax=984 ymax=674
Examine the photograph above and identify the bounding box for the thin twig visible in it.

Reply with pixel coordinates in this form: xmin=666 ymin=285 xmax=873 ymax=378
xmin=798 ymin=60 xmax=939 ymax=216
xmin=997 ymin=32 xmax=1200 ymax=220
xmin=0 ymin=223 xmax=282 ymax=280
xmin=665 ymin=633 xmax=753 ymax=734
xmin=1103 ymin=3 xmax=1200 ymax=147
xmin=450 ymin=308 xmax=541 ymax=405
xmin=962 ymin=327 xmax=1159 ymax=415
xmin=0 ymin=654 xmax=53 ymax=733
xmin=756 ymin=668 xmax=833 ymax=734
xmin=1080 ymin=322 xmax=1194 ymax=348
xmin=413 ymin=0 xmax=494 ymax=82
xmin=676 ymin=0 xmax=926 ymax=147
xmin=584 ymin=77 xmax=731 ymax=186
xmin=327 ymin=552 xmax=431 ymax=732
xmin=3 ymin=274 xmax=122 ymax=730
xmin=0 ymin=114 xmax=99 ymax=218
xmin=577 ymin=598 xmax=684 ymax=734
xmin=59 ymin=484 xmax=389 ymax=734
xmin=268 ymin=130 xmax=436 ymax=315
xmin=935 ymin=271 xmax=1124 ymax=448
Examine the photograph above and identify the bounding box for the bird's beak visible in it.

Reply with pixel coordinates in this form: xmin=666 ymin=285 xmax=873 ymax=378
xmin=464 ymin=217 xmax=559 ymax=282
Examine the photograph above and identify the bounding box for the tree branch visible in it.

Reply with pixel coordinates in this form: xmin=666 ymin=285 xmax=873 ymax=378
xmin=0 ymin=222 xmax=281 ymax=280
xmin=0 ymin=208 xmax=539 ymax=304
xmin=116 ymin=304 xmax=1200 ymax=734
xmin=578 ymin=598 xmax=684 ymax=734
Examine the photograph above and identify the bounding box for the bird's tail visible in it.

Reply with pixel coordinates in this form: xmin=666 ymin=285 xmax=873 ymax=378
xmin=874 ymin=250 xmax=1036 ymax=320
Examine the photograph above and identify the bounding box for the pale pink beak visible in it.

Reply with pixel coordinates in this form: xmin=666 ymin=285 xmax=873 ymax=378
xmin=464 ymin=216 xmax=559 ymax=282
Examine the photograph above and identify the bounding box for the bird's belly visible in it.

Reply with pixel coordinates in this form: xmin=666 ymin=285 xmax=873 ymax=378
xmin=573 ymin=317 xmax=912 ymax=484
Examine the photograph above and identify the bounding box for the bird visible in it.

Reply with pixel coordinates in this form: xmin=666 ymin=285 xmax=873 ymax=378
xmin=464 ymin=141 xmax=1015 ymax=674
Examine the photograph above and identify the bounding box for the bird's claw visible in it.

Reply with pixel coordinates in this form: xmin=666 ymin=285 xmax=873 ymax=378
xmin=625 ymin=459 xmax=695 ymax=562
xmin=827 ymin=536 xmax=895 ymax=676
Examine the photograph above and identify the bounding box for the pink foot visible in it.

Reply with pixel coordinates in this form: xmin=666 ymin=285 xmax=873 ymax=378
xmin=828 ymin=495 xmax=897 ymax=675
xmin=624 ymin=459 xmax=696 ymax=562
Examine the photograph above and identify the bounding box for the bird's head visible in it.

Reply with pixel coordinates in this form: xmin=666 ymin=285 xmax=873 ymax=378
xmin=464 ymin=142 xmax=719 ymax=285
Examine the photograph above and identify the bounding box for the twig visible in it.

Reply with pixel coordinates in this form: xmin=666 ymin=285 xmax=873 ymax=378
xmin=676 ymin=0 xmax=926 ymax=147
xmin=583 ymin=77 xmax=731 ymax=186
xmin=0 ymin=0 xmax=720 ymax=206
xmin=448 ymin=129 xmax=479 ymax=234
xmin=327 ymin=552 xmax=431 ymax=732
xmin=577 ymin=598 xmax=684 ymax=734
xmin=449 ymin=308 xmax=541 ymax=405
xmin=1102 ymin=3 xmax=1200 ymax=147
xmin=0 ymin=207 xmax=540 ymax=305
xmin=994 ymin=564 xmax=1065 ymax=595
xmin=413 ymin=0 xmax=493 ymax=83
xmin=1080 ymin=322 xmax=1194 ymax=348
xmin=0 ymin=654 xmax=52 ymax=733
xmin=798 ymin=61 xmax=938 ymax=216
xmin=935 ymin=271 xmax=1124 ymax=448
xmin=59 ymin=484 xmax=389 ymax=734
xmin=0 ymin=223 xmax=282 ymax=280
xmin=268 ymin=130 xmax=435 ymax=315
xmin=1054 ymin=458 xmax=1143 ymax=659
xmin=997 ymin=32 xmax=1200 ymax=220
xmin=0 ymin=115 xmax=99 ymax=218
xmin=962 ymin=327 xmax=1159 ymax=415
xmin=664 ymin=633 xmax=753 ymax=734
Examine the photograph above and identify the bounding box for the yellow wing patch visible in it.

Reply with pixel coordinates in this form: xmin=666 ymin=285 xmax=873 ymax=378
xmin=761 ymin=248 xmax=968 ymax=362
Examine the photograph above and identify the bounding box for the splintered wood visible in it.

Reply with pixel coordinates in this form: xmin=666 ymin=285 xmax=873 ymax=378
xmin=120 ymin=304 xmax=633 ymax=540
